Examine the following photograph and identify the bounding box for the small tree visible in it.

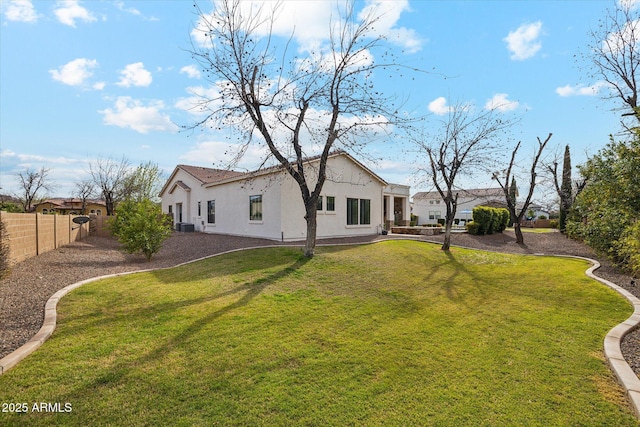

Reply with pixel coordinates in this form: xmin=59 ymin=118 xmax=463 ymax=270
xmin=413 ymin=104 xmax=513 ymax=250
xmin=109 ymin=199 xmax=172 ymax=262
xmin=121 ymin=161 xmax=164 ymax=203
xmin=74 ymin=179 xmax=96 ymax=215
xmin=493 ymin=134 xmax=552 ymax=244
xmin=89 ymin=156 xmax=131 ymax=216
xmin=15 ymin=166 xmax=55 ymax=212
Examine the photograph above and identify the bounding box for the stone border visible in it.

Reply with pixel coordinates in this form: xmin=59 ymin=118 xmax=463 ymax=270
xmin=1 ymin=240 xmax=640 ymax=420
xmin=581 ymin=258 xmax=640 ymax=418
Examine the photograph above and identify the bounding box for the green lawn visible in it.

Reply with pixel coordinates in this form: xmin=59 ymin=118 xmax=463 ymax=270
xmin=0 ymin=240 xmax=636 ymax=426
xmin=506 ymin=227 xmax=558 ymax=233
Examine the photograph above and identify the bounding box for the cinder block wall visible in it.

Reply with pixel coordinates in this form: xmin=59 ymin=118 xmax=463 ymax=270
xmin=0 ymin=212 xmax=91 ymax=266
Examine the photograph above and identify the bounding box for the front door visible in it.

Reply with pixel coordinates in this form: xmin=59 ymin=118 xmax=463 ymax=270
xmin=176 ymin=203 xmax=183 ymax=223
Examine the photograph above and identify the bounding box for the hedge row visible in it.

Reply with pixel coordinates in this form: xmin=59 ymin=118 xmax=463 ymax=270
xmin=467 ymin=206 xmax=510 ymax=235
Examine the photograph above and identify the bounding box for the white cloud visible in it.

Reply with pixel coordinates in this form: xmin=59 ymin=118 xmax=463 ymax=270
xmin=192 ymin=0 xmax=423 ymax=53
xmin=99 ymin=96 xmax=178 ymax=134
xmin=180 ymin=65 xmax=201 ymax=79
xmin=3 ymin=0 xmax=38 ymax=23
xmin=179 ymin=140 xmax=270 ymax=170
xmin=93 ymin=81 xmax=106 ymax=90
xmin=358 ymin=0 xmax=424 ymax=53
xmin=114 ymin=1 xmax=140 ymax=16
xmin=54 ymin=0 xmax=96 ymax=27
xmin=504 ymin=21 xmax=543 ymax=60
xmin=428 ymin=97 xmax=454 ymax=115
xmin=555 ymin=82 xmax=607 ymax=97
xmin=484 ymin=93 xmax=519 ymax=112
xmin=49 ymin=58 xmax=98 ymax=86
xmin=116 ymin=62 xmax=153 ymax=87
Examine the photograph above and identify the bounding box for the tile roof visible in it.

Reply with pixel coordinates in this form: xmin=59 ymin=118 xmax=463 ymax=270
xmin=413 ymin=187 xmax=504 ymax=200
xmin=176 ymin=165 xmax=246 ymax=185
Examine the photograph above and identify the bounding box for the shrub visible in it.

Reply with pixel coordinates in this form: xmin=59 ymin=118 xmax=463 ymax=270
xmin=495 ymin=208 xmax=510 ymax=233
xmin=437 ymin=218 xmax=445 ymax=226
xmin=613 ymin=221 xmax=640 ymax=277
xmin=472 ymin=206 xmax=491 ymax=235
xmin=109 ymin=199 xmax=172 ymax=262
xmin=549 ymin=219 xmax=559 ymax=229
xmin=538 ymin=215 xmax=548 ymax=220
xmin=0 ymin=217 xmax=9 ymax=278
xmin=466 ymin=221 xmax=480 ymax=235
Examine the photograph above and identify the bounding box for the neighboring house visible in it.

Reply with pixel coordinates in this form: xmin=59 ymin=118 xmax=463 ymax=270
xmin=412 ymin=188 xmax=504 ymax=225
xmin=35 ymin=198 xmax=107 ymax=215
xmin=159 ymin=151 xmax=410 ymax=241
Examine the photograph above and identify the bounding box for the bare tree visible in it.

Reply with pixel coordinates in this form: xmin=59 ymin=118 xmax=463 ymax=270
xmin=187 ymin=0 xmax=416 ymax=257
xmin=89 ymin=156 xmax=131 ymax=216
xmin=74 ymin=179 xmax=96 ymax=215
xmin=413 ymin=105 xmax=513 ymax=250
xmin=15 ymin=167 xmax=54 ymax=212
xmin=587 ymin=0 xmax=640 ymax=129
xmin=493 ymin=134 xmax=553 ymax=245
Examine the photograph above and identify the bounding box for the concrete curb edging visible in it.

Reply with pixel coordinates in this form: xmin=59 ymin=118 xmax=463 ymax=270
xmin=581 ymin=257 xmax=640 ymax=419
xmin=1 ymin=239 xmax=640 ymax=421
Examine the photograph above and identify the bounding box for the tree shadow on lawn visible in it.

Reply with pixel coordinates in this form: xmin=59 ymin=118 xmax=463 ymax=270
xmin=424 ymin=247 xmax=493 ymax=306
xmin=51 ymin=256 xmax=311 ymax=403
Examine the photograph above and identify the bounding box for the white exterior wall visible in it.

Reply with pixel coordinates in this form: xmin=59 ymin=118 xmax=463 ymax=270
xmin=161 ymin=153 xmax=387 ymax=241
xmin=160 ymin=169 xmax=200 ymax=228
xmin=201 ymin=174 xmax=283 ymax=240
xmin=413 ymin=194 xmax=496 ymax=225
xmin=279 ymin=154 xmax=384 ymax=241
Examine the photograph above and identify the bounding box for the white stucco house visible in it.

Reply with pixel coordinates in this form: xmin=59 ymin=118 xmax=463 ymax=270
xmin=159 ymin=151 xmax=410 ymax=241
xmin=412 ymin=188 xmax=505 ymax=225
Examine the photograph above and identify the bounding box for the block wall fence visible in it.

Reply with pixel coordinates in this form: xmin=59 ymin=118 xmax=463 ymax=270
xmin=0 ymin=212 xmax=104 ymax=266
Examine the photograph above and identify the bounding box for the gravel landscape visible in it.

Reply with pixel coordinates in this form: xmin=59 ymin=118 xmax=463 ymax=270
xmin=1 ymin=230 xmax=639 ymax=376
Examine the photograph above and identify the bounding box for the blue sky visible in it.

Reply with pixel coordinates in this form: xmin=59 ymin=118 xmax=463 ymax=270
xmin=0 ymin=0 xmax=626 ymax=203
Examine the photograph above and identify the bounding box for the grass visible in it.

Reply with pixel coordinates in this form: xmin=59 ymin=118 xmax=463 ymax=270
xmin=506 ymin=227 xmax=558 ymax=233
xmin=0 ymin=240 xmax=636 ymax=426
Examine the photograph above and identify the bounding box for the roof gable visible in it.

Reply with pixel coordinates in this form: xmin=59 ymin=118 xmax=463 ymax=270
xmin=413 ymin=188 xmax=504 ymax=200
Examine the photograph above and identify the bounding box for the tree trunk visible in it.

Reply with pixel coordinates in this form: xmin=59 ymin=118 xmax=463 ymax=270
xmin=442 ymin=218 xmax=453 ymax=251
xmin=514 ymin=221 xmax=524 ymax=244
xmin=304 ymin=206 xmax=317 ymax=258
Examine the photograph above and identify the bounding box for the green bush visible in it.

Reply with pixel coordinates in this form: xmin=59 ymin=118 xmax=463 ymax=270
xmin=109 ymin=199 xmax=172 ymax=262
xmin=549 ymin=219 xmax=559 ymax=229
xmin=471 ymin=206 xmax=509 ymax=235
xmin=495 ymin=208 xmax=510 ymax=233
xmin=472 ymin=206 xmax=491 ymax=235
xmin=538 ymin=215 xmax=548 ymax=220
xmin=613 ymin=221 xmax=640 ymax=277
xmin=466 ymin=221 xmax=480 ymax=235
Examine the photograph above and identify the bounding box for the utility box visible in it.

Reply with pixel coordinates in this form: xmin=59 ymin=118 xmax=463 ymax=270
xmin=179 ymin=223 xmax=194 ymax=232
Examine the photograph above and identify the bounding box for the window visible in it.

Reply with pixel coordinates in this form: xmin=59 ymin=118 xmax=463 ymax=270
xmin=168 ymin=205 xmax=172 ymax=214
xmin=347 ymin=198 xmax=370 ymax=225
xmin=326 ymin=196 xmax=335 ymax=212
xmin=429 ymin=200 xmax=434 ymax=205
xmin=317 ymin=196 xmax=323 ymax=211
xmin=207 ymin=200 xmax=215 ymax=224
xmin=347 ymin=198 xmax=358 ymax=225
xmin=428 ymin=211 xmax=442 ymax=220
xmin=96 ymin=210 xmax=102 ymax=216
xmin=198 ymin=201 xmax=201 ymax=217
xmin=249 ymin=195 xmax=262 ymax=221
xmin=360 ymin=199 xmax=371 ymax=224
